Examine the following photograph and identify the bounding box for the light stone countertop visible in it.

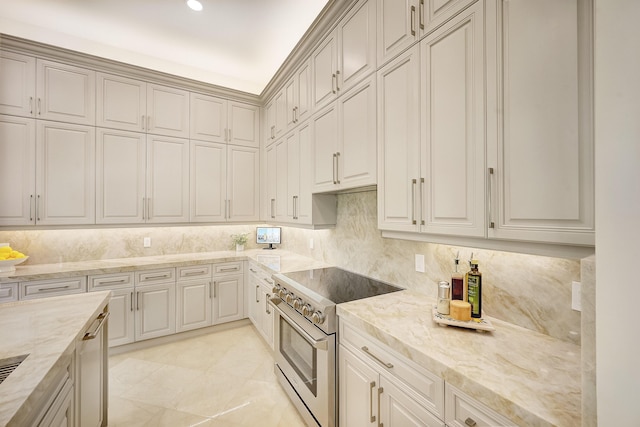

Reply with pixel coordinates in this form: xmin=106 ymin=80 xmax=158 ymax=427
xmin=0 ymin=291 xmax=111 ymax=426
xmin=0 ymin=249 xmax=328 ymax=282
xmin=337 ymin=290 xmax=581 ymax=427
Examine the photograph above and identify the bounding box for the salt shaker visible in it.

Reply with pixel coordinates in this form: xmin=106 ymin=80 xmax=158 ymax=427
xmin=437 ymin=281 xmax=451 ymax=315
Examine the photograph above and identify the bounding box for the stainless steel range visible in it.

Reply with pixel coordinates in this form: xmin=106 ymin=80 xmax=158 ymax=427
xmin=270 ymin=267 xmax=403 ymax=427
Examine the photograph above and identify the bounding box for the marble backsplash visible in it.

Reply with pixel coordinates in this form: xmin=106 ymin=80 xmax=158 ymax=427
xmin=0 ymin=190 xmax=586 ymax=343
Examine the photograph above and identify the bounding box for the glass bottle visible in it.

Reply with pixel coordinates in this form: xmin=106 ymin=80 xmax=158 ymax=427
xmin=467 ymin=260 xmax=482 ymax=318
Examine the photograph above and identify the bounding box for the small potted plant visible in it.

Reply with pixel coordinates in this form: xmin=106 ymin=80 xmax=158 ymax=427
xmin=231 ymin=233 xmax=249 ymax=252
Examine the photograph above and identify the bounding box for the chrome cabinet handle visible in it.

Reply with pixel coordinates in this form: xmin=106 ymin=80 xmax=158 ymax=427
xmin=229 ymin=128 xmax=232 ymax=142
xmin=265 ymin=293 xmax=271 ymax=314
xmin=420 ymin=177 xmax=425 ymax=225
xmin=136 ymin=291 xmax=140 ymax=310
xmin=362 ymin=346 xmax=394 ymax=368
xmin=29 ymin=97 xmax=33 ymax=115
xmin=130 ymin=292 xmax=134 ymax=312
xmin=213 ymin=281 xmax=217 ymax=298
xmin=219 ymin=267 xmax=238 ymax=272
xmin=29 ymin=194 xmax=33 ymax=222
xmin=209 ymin=281 xmax=213 ymax=299
xmin=488 ymin=167 xmax=495 ymax=229
xmin=271 ymin=125 xmax=275 ymax=139
xmin=255 ymin=285 xmax=259 ymax=303
xmin=183 ymin=270 xmax=206 ymax=276
xmin=377 ymin=387 xmax=383 ymax=427
xmin=419 ymin=0 xmax=425 ymax=30
xmin=336 ymin=70 xmax=340 ymax=92
xmin=141 ymin=198 xmax=145 ymax=220
xmin=101 ymin=278 xmax=127 ymax=285
xmin=411 ymin=6 xmax=416 ymax=36
xmin=144 ymin=273 xmax=170 ymax=280
xmin=249 ymin=268 xmax=257 ymax=273
xmin=270 ymin=198 xmax=275 ymax=219
xmin=82 ymin=312 xmax=110 ymax=340
xmin=36 ymin=194 xmax=41 ymax=222
xmin=332 ymin=73 xmax=337 ymax=94
xmin=37 ymin=98 xmax=41 ymax=115
xmin=335 ymin=152 xmax=341 ymax=184
xmin=465 ymin=418 xmax=477 ymax=427
xmin=333 ymin=153 xmax=338 ymax=184
xmin=369 ymin=381 xmax=376 ymax=422
xmin=141 ymin=115 xmax=145 ymax=130
xmin=411 ymin=179 xmax=417 ymax=225
xmin=37 ymin=285 xmax=70 ymax=292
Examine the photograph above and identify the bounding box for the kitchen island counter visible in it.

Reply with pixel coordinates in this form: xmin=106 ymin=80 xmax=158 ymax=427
xmin=337 ymin=289 xmax=581 ymax=427
xmin=0 ymin=291 xmax=111 ymax=426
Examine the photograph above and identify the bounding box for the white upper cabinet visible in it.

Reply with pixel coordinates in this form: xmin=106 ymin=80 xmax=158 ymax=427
xmin=312 ymin=0 xmax=377 ymax=111
xmin=284 ymin=59 xmax=312 ymax=131
xmin=275 ymin=136 xmax=289 ymax=222
xmin=96 ymin=128 xmax=146 ymax=224
xmin=97 ymin=73 xmax=147 ymax=132
xmin=0 ymin=115 xmax=35 ymax=226
xmin=377 ymin=0 xmax=475 ymax=66
xmin=420 ymin=1 xmax=485 ymax=237
xmin=37 ymin=59 xmax=96 ymax=125
xmin=377 ymin=46 xmax=421 ymax=232
xmin=146 ymin=84 xmax=189 ymax=138
xmin=146 ymin=134 xmax=190 ymax=223
xmin=485 ymin=0 xmax=594 ymax=246
xmin=190 ymin=140 xmax=227 ymax=223
xmin=190 ymin=93 xmax=226 ymax=143
xmin=0 ymin=51 xmax=36 ymax=117
xmin=227 ymin=145 xmax=260 ymax=221
xmin=36 ymin=120 xmax=96 ymax=225
xmin=228 ymin=101 xmax=260 ymax=147
xmin=312 ymin=74 xmax=377 ymax=193
xmin=379 ymin=1 xmax=484 ymax=238
xmin=266 ymin=143 xmax=277 ymax=220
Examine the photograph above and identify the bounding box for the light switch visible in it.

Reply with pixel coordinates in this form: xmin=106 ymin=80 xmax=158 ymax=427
xmin=143 ymin=237 xmax=151 ymax=248
xmin=415 ymin=254 xmax=425 ymax=273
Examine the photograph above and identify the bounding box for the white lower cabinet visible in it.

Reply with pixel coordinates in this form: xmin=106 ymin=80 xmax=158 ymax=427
xmin=247 ymin=262 xmax=274 ymax=350
xmin=20 ymin=276 xmax=87 ymax=300
xmin=176 ymin=265 xmax=213 ymax=332
xmin=134 ymin=269 xmax=176 ymax=341
xmin=339 ymin=321 xmax=445 ymax=427
xmin=212 ymin=272 xmax=244 ymax=325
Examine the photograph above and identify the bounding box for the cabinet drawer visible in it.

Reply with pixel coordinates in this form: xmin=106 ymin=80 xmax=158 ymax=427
xmin=20 ymin=277 xmax=87 ymax=300
xmin=177 ymin=264 xmax=212 ymax=280
xmin=445 ymin=383 xmax=515 ymax=427
xmin=0 ymin=282 xmax=18 ymax=303
xmin=88 ymin=272 xmax=134 ymax=290
xmin=340 ymin=321 xmax=444 ymax=418
xmin=213 ymin=261 xmax=243 ymax=276
xmin=136 ymin=268 xmax=175 ymax=285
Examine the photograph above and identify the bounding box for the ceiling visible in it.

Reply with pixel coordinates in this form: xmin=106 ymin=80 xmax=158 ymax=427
xmin=0 ymin=0 xmax=331 ymax=95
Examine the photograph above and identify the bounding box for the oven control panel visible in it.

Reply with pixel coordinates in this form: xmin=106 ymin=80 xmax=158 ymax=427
xmin=272 ymin=284 xmax=325 ymax=325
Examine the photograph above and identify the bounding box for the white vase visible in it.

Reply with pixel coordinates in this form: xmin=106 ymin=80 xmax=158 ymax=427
xmin=236 ymin=244 xmax=244 ymax=252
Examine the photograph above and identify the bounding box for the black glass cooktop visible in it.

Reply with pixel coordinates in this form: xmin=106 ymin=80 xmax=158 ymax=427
xmin=281 ymin=267 xmax=403 ymax=304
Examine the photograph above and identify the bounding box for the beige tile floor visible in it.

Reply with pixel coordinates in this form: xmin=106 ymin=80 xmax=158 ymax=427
xmin=108 ymin=324 xmax=307 ymax=426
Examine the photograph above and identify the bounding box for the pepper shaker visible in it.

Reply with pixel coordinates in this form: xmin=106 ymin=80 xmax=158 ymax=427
xmin=437 ymin=281 xmax=451 ymax=315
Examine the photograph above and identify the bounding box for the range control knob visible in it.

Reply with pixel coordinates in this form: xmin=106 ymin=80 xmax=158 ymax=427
xmin=302 ymin=304 xmax=313 ymax=317
xmin=278 ymin=288 xmax=287 ymax=299
xmin=285 ymin=293 xmax=295 ymax=304
xmin=293 ymin=298 xmax=304 ymax=310
xmin=311 ymin=311 xmax=325 ymax=325
xmin=272 ymin=284 xmax=281 ymax=295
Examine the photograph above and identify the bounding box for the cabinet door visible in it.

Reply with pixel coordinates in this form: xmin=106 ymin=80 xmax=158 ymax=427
xmin=36 ymin=59 xmax=95 ymax=125
xmin=285 ymin=76 xmax=298 ymax=131
xmin=296 ymin=60 xmax=312 ymax=123
xmin=287 ymin=130 xmax=301 ymax=221
xmin=339 ymin=346 xmax=379 ymax=427
xmin=377 ymin=46 xmax=421 ymax=232
xmin=486 ymin=0 xmax=594 ymax=246
xmin=0 ymin=115 xmax=35 ymax=226
xmin=146 ymin=135 xmax=189 ymax=223
xmin=275 ymin=136 xmax=289 ymax=221
xmin=266 ymin=144 xmax=277 ymax=220
xmin=135 ymin=282 xmax=176 ymax=341
xmin=274 ymin=89 xmax=287 ymax=140
xmin=105 ymin=288 xmax=135 ymax=347
xmin=0 ymin=51 xmax=36 ymax=117
xmin=96 ymin=128 xmax=146 ymax=224
xmin=312 ymin=31 xmax=338 ymax=110
xmin=247 ymin=272 xmax=260 ymax=324
xmin=190 ymin=93 xmax=226 ymax=143
xmin=227 ymin=146 xmax=260 ymax=221
xmin=176 ymin=279 xmax=213 ymax=332
xmin=212 ymin=274 xmax=244 ymax=324
xmin=258 ymin=284 xmax=274 ymax=349
xmin=77 ymin=311 xmax=107 ymax=427
xmin=338 ymin=74 xmax=377 ymax=189
xmin=379 ymin=375 xmax=444 ymax=427
xmin=146 ymin=84 xmax=189 ymax=138
xmin=97 ymin=73 xmax=147 ymax=132
xmin=311 ymin=103 xmax=339 ymax=192
xmin=338 ymin=0 xmax=377 ymax=92
xmin=36 ymin=121 xmax=95 ymax=225
xmin=296 ymin=123 xmax=312 ymax=223
xmin=228 ymin=101 xmax=260 ymax=147
xmin=190 ymin=140 xmax=227 ymax=222
xmin=264 ymin=98 xmax=277 ymax=144
xmin=420 ymin=2 xmax=485 ymax=237
xmin=377 ymin=0 xmax=419 ymax=66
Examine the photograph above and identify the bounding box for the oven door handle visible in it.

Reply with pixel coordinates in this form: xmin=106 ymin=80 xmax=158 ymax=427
xmin=271 ymin=300 xmax=328 ymax=351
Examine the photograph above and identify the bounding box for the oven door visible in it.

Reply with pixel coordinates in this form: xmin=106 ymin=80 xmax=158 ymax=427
xmin=272 ymin=300 xmax=335 ymax=427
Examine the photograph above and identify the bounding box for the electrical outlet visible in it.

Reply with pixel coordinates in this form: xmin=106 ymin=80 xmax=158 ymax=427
xmin=415 ymin=254 xmax=425 ymax=273
xmin=309 ymin=238 xmax=314 ymax=250
xmin=143 ymin=237 xmax=151 ymax=248
xmin=572 ymin=281 xmax=581 ymax=311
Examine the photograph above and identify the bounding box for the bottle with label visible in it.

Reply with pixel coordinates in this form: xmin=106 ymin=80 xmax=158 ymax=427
xmin=451 ymin=252 xmax=465 ymax=301
xmin=467 ymin=260 xmax=482 ymax=318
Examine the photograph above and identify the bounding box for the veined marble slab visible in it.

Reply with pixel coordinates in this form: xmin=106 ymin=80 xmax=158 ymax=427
xmin=337 ymin=290 xmax=581 ymax=427
xmin=0 ymin=291 xmax=111 ymax=426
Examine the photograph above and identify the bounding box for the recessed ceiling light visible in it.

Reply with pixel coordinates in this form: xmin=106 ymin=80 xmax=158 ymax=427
xmin=186 ymin=0 xmax=203 ymax=11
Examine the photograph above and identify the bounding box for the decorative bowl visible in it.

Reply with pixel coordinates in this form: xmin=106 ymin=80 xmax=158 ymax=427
xmin=0 ymin=256 xmax=29 ymax=273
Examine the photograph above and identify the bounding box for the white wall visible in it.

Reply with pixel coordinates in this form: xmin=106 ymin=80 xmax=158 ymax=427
xmin=595 ymin=0 xmax=640 ymax=424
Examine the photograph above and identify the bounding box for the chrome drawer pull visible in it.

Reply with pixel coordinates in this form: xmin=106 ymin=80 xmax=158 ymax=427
xmin=100 ymin=278 xmax=127 ymax=285
xmin=465 ymin=417 xmax=477 ymax=427
xmin=263 ymin=278 xmax=274 ymax=285
xmin=183 ymin=270 xmax=206 ymax=276
xmin=218 ymin=267 xmax=238 ymax=272
xmin=37 ymin=285 xmax=70 ymax=292
xmin=82 ymin=312 xmax=109 ymax=340
xmin=362 ymin=346 xmax=394 ymax=368
xmin=144 ymin=274 xmax=170 ymax=280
